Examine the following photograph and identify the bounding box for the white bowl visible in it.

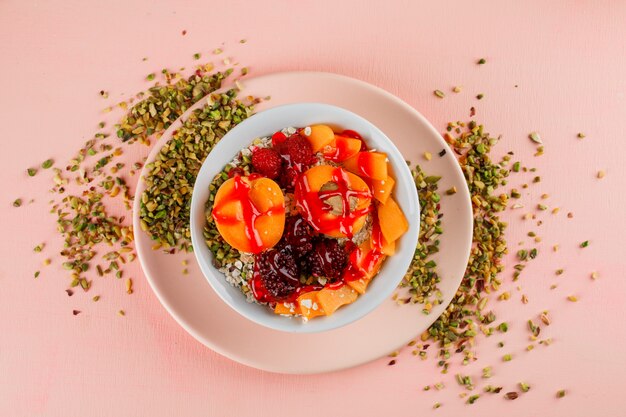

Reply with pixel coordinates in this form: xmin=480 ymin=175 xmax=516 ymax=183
xmin=190 ymin=103 xmax=420 ymax=333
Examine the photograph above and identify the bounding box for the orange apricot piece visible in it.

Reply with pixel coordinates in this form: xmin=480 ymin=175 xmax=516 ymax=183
xmin=297 ymin=291 xmax=325 ymax=320
xmin=212 ymin=176 xmax=285 ymax=253
xmin=343 ymin=152 xmax=388 ymax=180
xmin=376 ymin=197 xmax=408 ymax=243
xmin=303 ymin=124 xmax=335 ymax=152
xmin=316 ymin=285 xmax=359 ymax=315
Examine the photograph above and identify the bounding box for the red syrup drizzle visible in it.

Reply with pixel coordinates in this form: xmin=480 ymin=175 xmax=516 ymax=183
xmin=211 ymin=175 xmax=284 ymax=254
xmin=294 ymin=167 xmax=372 ymax=239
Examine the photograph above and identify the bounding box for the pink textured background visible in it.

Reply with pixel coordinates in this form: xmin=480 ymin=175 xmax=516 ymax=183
xmin=1 ymin=1 xmax=625 ymax=416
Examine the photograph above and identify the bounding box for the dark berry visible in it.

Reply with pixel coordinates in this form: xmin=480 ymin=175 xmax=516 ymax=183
xmin=310 ymin=238 xmax=347 ymax=281
xmin=283 ymin=216 xmax=315 ymax=258
xmin=277 ymin=165 xmax=299 ymax=192
xmin=254 ymin=247 xmax=300 ymax=300
xmin=251 ymin=147 xmax=282 ymax=179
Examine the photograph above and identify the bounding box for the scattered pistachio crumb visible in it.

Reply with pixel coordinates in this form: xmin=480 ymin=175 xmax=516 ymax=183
xmin=556 ymin=390 xmax=566 ymax=398
xmin=34 ymin=271 xmax=40 ymax=278
xmin=503 ymin=354 xmax=513 ymax=362
xmin=13 ymin=198 xmax=22 ymax=207
xmin=591 ymin=271 xmax=599 ymax=280
xmin=567 ymin=295 xmax=579 ymax=302
xmin=519 ymin=382 xmax=530 ymax=392
xmin=476 ymin=94 xmax=484 ymax=100
xmin=118 ymin=310 xmax=125 ymax=316
xmin=477 ymin=58 xmax=486 ymax=65
xmin=146 ymin=73 xmax=155 ymax=81
xmin=434 ymin=90 xmax=445 ymax=98
xmin=213 ymin=48 xmax=223 ymax=54
xmin=193 ymin=53 xmax=201 ymax=60
xmin=577 ymin=133 xmax=585 ymax=139
xmin=423 ymin=151 xmax=432 ymax=160
xmin=452 ymin=86 xmax=462 ymax=93
xmin=92 ymin=295 xmax=100 ymax=302
xmin=529 ymin=132 xmax=542 ymax=144
xmin=580 ymin=240 xmax=589 ymax=248
xmin=446 ymin=186 xmax=457 ymax=195
xmin=597 ymin=170 xmax=606 ymax=179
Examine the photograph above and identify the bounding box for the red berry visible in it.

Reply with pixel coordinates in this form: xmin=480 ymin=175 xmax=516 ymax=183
xmin=271 ymin=131 xmax=287 ymax=146
xmin=284 ymin=134 xmax=315 ymax=165
xmin=251 ymin=147 xmax=282 ymax=179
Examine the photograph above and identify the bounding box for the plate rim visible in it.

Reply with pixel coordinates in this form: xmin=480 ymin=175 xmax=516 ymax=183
xmin=133 ymin=71 xmax=473 ymax=374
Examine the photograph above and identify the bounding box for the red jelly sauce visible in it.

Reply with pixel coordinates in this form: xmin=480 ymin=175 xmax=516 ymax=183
xmin=295 ymin=167 xmax=372 ymax=238
xmin=343 ymin=243 xmax=385 ymax=283
xmin=211 ymin=175 xmax=284 ymax=254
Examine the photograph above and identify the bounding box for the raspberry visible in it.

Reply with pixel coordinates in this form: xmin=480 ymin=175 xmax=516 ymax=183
xmin=284 ymin=134 xmax=315 ymax=165
xmin=283 ymin=215 xmax=315 ymax=258
xmin=310 ymin=238 xmax=347 ymax=281
xmin=251 ymin=147 xmax=282 ymax=179
xmin=254 ymin=246 xmax=300 ymax=300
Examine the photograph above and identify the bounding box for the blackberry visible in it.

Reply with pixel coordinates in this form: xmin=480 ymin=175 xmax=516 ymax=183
xmin=310 ymin=238 xmax=347 ymax=281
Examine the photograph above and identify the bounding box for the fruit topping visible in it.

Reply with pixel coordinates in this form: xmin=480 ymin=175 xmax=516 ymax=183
xmin=316 ymin=285 xmax=358 ymax=315
xmin=376 ymin=197 xmax=409 ymax=243
xmin=211 ymin=175 xmax=285 ymax=254
xmin=251 ymin=147 xmax=282 ymax=179
xmin=252 ymin=246 xmax=300 ymax=301
xmin=310 ymin=238 xmax=347 ymax=281
xmin=301 ymin=124 xmax=335 ymax=152
xmin=322 ymin=135 xmax=362 ymax=162
xmin=343 ymin=152 xmax=388 ymax=180
xmin=295 ymin=165 xmax=372 ymax=238
xmin=283 ymin=215 xmax=316 ymax=258
xmin=283 ymin=134 xmax=315 ymax=165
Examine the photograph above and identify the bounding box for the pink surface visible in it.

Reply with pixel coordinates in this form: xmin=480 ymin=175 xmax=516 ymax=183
xmin=1 ymin=1 xmax=625 ymax=416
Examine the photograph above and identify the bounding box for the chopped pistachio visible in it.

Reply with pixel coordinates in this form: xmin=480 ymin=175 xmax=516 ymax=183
xmin=434 ymin=90 xmax=445 ymax=98
xmin=529 ymin=132 xmax=542 ymax=144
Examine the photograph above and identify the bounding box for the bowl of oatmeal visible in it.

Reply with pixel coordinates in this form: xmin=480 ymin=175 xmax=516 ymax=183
xmin=190 ymin=103 xmax=419 ymax=333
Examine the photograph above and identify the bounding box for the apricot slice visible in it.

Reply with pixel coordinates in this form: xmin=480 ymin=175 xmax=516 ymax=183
xmin=370 ymin=174 xmax=395 ymax=204
xmin=343 ymin=152 xmax=388 ymax=180
xmin=349 ymin=239 xmax=385 ymax=280
xmin=316 ymin=285 xmax=358 ymax=315
xmin=295 ymin=165 xmax=372 ymax=238
xmin=376 ymin=197 xmax=408 ymax=243
xmin=302 ymin=124 xmax=335 ymax=152
xmin=323 ymin=135 xmax=362 ymax=162
xmin=212 ymin=176 xmax=285 ymax=254
xmin=347 ymin=275 xmax=371 ymax=294
xmin=297 ymin=291 xmax=325 ymax=320
xmin=274 ymin=301 xmax=299 ymax=316
xmin=370 ymin=214 xmax=396 ymax=256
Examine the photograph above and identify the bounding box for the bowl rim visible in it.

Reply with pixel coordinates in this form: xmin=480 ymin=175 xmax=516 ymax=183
xmin=189 ymin=102 xmax=420 ymax=333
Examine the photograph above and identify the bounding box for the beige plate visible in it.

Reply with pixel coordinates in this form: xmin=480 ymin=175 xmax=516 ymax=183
xmin=133 ymin=72 xmax=473 ymax=374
